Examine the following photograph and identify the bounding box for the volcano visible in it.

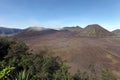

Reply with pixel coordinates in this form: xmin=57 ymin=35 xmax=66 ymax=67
xmin=80 ymin=24 xmax=114 ymax=37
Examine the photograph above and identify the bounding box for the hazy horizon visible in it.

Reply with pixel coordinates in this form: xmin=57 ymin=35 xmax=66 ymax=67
xmin=0 ymin=0 xmax=120 ymax=31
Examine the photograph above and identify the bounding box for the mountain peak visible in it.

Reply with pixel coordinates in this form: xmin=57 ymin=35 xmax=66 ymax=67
xmin=85 ymin=24 xmax=103 ymax=28
xmin=81 ymin=24 xmax=114 ymax=37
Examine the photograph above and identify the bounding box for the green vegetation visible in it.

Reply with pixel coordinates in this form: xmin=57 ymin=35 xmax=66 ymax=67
xmin=100 ymin=69 xmax=117 ymax=80
xmin=0 ymin=66 xmax=15 ymax=79
xmin=0 ymin=38 xmax=117 ymax=80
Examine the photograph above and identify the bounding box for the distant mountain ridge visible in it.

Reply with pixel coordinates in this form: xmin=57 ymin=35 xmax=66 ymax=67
xmin=112 ymin=29 xmax=120 ymax=36
xmin=62 ymin=26 xmax=83 ymax=32
xmin=1 ymin=24 xmax=118 ymax=38
xmin=11 ymin=24 xmax=116 ymax=38
xmin=0 ymin=27 xmax=22 ymax=35
xmin=14 ymin=29 xmax=58 ymax=38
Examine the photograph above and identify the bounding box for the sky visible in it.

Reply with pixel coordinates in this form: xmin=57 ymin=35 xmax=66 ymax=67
xmin=0 ymin=0 xmax=120 ymax=31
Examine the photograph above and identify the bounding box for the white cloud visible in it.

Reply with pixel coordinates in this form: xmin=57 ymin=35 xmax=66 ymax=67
xmin=0 ymin=18 xmax=63 ymax=29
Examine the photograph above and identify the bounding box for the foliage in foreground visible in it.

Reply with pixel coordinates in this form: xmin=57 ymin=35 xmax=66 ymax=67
xmin=0 ymin=38 xmax=117 ymax=80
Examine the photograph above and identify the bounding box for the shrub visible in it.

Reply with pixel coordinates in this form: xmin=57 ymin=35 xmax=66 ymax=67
xmin=0 ymin=66 xmax=15 ymax=80
xmin=100 ymin=69 xmax=116 ymax=80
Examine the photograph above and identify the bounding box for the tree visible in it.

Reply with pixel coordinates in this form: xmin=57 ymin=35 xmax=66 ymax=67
xmin=0 ymin=38 xmax=10 ymax=60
